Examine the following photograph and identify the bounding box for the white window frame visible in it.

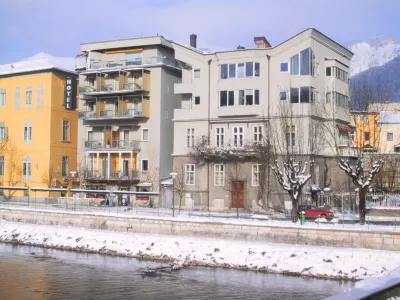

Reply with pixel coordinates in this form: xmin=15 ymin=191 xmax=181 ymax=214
xmin=25 ymin=85 xmax=32 ymax=108
xmin=184 ymin=164 xmax=195 ymax=185
xmin=61 ymin=156 xmax=69 ymax=177
xmin=0 ymin=126 xmax=7 ymax=141
xmin=387 ymin=132 xmax=394 ymax=142
xmin=252 ymin=164 xmax=261 ymax=187
xmin=0 ymin=88 xmax=6 ymax=107
xmin=214 ymin=164 xmax=225 ymax=186
xmin=141 ymin=159 xmax=149 ymax=172
xmin=193 ymin=69 xmax=200 ymax=79
xmin=0 ymin=156 xmax=4 ymax=176
xmin=186 ymin=128 xmax=195 ymax=148
xmin=22 ymin=155 xmax=32 ymax=181
xmin=62 ymin=119 xmax=70 ymax=142
xmin=287 ymin=125 xmax=296 ymax=147
xmin=215 ymin=127 xmax=225 ymax=148
xmin=141 ymin=128 xmax=149 ymax=141
xmin=24 ymin=125 xmax=32 ymax=144
xmin=232 ymin=126 xmax=244 ymax=147
xmin=253 ymin=125 xmax=263 ymax=143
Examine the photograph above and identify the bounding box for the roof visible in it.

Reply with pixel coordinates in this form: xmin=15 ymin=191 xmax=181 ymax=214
xmin=378 ymin=111 xmax=400 ymax=124
xmin=0 ymin=52 xmax=78 ymax=77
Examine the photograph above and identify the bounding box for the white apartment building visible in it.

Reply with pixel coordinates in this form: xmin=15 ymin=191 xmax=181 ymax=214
xmin=170 ymin=29 xmax=354 ymax=211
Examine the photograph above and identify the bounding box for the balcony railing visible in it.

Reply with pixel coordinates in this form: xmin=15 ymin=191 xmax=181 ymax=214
xmin=99 ymin=110 xmax=118 ymax=118
xmin=79 ymin=86 xmax=97 ymax=93
xmin=85 ymin=139 xmax=139 ymax=150
xmin=100 ymin=84 xmax=117 ymax=92
xmin=85 ymin=169 xmax=139 ymax=180
xmin=88 ymin=56 xmax=183 ymax=70
xmin=122 ymin=83 xmax=143 ymax=91
xmin=79 ymin=83 xmax=144 ymax=95
xmin=122 ymin=109 xmax=143 ymax=117
xmin=78 ymin=111 xmax=96 ymax=119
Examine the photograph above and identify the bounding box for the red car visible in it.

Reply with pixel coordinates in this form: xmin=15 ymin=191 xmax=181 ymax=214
xmin=298 ymin=205 xmax=334 ymax=221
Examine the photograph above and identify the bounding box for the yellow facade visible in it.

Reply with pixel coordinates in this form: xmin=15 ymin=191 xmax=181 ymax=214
xmin=0 ymin=70 xmax=78 ymax=196
xmin=350 ymin=112 xmax=380 ymax=150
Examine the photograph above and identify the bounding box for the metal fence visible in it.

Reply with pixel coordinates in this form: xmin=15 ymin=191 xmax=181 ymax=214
xmin=366 ymin=192 xmax=400 ymax=207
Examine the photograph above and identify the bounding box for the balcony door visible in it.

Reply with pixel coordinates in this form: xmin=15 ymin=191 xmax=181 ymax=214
xmin=133 ymin=99 xmax=141 ymax=115
xmin=123 ymin=130 xmax=129 ymax=147
xmin=123 ymin=160 xmax=129 ymax=176
xmin=102 ymin=158 xmax=108 ymax=177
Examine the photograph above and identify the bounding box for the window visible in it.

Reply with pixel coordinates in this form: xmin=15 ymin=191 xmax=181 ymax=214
xmin=0 ymin=156 xmax=4 ymax=176
xmin=326 ymin=67 xmax=331 ymax=76
xmin=0 ymin=88 xmax=6 ymax=107
xmin=255 ymin=90 xmax=260 ymax=105
xmin=24 ymin=120 xmax=32 ymax=144
xmin=290 ymin=88 xmax=299 ymax=103
xmin=387 ymin=132 xmax=394 ymax=141
xmin=220 ymin=91 xmax=227 ymax=107
xmin=246 ymin=62 xmax=253 ymax=77
xmin=233 ymin=126 xmax=244 ymax=147
xmin=229 ymin=64 xmax=236 ymax=78
xmin=252 ymin=164 xmax=261 ymax=186
xmin=339 ymin=131 xmax=349 ymax=146
xmin=216 ymin=127 xmax=224 ymax=148
xmin=280 ymin=62 xmax=288 ymax=72
xmin=141 ymin=159 xmax=149 ymax=172
xmin=22 ymin=154 xmax=31 ymax=181
xmin=194 ymin=96 xmax=200 ymax=105
xmin=185 ymin=164 xmax=195 ymax=185
xmin=290 ymin=54 xmax=299 ymax=75
xmin=280 ymin=91 xmax=287 ymax=100
xmin=26 ymin=86 xmax=32 ymax=108
xmin=193 ymin=69 xmax=200 ymax=78
xmin=286 ymin=125 xmax=295 ymax=147
xmin=37 ymin=84 xmax=44 ymax=108
xmin=221 ymin=64 xmax=228 ymax=79
xmin=14 ymin=87 xmax=20 ymax=109
xmin=214 ymin=164 xmax=225 ymax=186
xmin=245 ymin=89 xmax=253 ymax=105
xmin=62 ymin=120 xmax=70 ymax=142
xmin=237 ymin=63 xmax=245 ymax=78
xmin=61 ymin=156 xmax=69 ymax=177
xmin=300 ymin=87 xmax=310 ymax=103
xmin=0 ymin=125 xmax=7 ymax=141
xmin=364 ymin=132 xmax=370 ymax=141
xmin=253 ymin=125 xmax=262 ymax=143
xmin=255 ymin=63 xmax=260 ymax=77
xmin=353 ymin=115 xmax=359 ymax=123
xmin=186 ymin=128 xmax=195 ymax=148
xmin=142 ymin=129 xmax=149 ymax=141
xmin=228 ymin=91 xmax=235 ymax=106
xmin=300 ymin=48 xmax=311 ymax=75
xmin=238 ymin=90 xmax=245 ymax=105
xmin=363 ymin=115 xmax=368 ymax=123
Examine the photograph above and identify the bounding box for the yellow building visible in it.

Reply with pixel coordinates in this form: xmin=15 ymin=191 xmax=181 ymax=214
xmin=0 ymin=53 xmax=78 ymax=196
xmin=350 ymin=111 xmax=380 ymax=152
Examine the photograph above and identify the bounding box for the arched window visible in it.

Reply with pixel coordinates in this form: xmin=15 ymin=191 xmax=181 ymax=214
xmin=23 ymin=119 xmax=32 ymax=144
xmin=22 ymin=154 xmax=31 ymax=181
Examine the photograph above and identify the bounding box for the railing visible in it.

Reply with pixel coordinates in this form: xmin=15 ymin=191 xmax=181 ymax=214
xmin=99 ymin=110 xmax=118 ymax=118
xmin=366 ymin=192 xmax=400 ymax=207
xmin=78 ymin=111 xmax=96 ymax=119
xmin=88 ymin=56 xmax=183 ymax=70
xmin=100 ymin=84 xmax=117 ymax=92
xmin=84 ymin=139 xmax=139 ymax=149
xmin=122 ymin=83 xmax=143 ymax=91
xmin=122 ymin=109 xmax=143 ymax=117
xmin=79 ymin=86 xmax=97 ymax=93
xmin=85 ymin=170 xmax=139 ymax=180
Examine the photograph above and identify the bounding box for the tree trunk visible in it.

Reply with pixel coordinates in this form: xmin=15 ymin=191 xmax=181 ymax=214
xmin=291 ymin=196 xmax=299 ymax=223
xmin=178 ymin=195 xmax=183 ymax=213
xmin=359 ymin=188 xmax=366 ymax=225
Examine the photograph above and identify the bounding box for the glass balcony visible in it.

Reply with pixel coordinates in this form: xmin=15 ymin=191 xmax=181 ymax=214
xmin=87 ymin=56 xmax=183 ymax=71
xmin=79 ymin=86 xmax=97 ymax=93
xmin=84 ymin=139 xmax=140 ymax=150
xmin=122 ymin=109 xmax=143 ymax=117
xmin=122 ymin=83 xmax=143 ymax=91
xmin=78 ymin=111 xmax=96 ymax=119
xmin=99 ymin=110 xmax=118 ymax=118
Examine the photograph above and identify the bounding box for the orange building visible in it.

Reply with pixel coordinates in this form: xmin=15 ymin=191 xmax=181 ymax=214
xmin=350 ymin=111 xmax=380 ymax=152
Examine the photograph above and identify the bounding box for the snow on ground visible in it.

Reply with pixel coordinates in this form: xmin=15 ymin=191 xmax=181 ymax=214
xmin=0 ymin=220 xmax=398 ymax=281
xmin=1 ymin=205 xmax=400 ymax=233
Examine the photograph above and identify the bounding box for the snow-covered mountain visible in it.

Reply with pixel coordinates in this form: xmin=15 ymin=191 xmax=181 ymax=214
xmin=348 ymin=36 xmax=400 ymax=76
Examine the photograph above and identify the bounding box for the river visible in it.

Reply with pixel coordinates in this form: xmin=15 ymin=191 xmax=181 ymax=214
xmin=0 ymin=243 xmax=354 ymax=300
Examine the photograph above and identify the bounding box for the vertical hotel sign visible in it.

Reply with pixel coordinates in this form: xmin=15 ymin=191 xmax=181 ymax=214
xmin=64 ymin=76 xmax=77 ymax=110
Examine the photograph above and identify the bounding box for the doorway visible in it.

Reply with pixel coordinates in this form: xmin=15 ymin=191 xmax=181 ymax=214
xmin=231 ymin=181 xmax=245 ymax=208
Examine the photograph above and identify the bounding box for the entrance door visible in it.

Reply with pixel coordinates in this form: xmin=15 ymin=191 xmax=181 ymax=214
xmin=231 ymin=181 xmax=245 ymax=208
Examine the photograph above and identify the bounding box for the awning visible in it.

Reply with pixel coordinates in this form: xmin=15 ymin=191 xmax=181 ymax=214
xmin=136 ymin=182 xmax=152 ymax=187
xmin=105 ymin=48 xmax=143 ymax=55
xmin=161 ymin=178 xmax=173 ymax=186
xmin=75 ymin=52 xmax=88 ymax=59
xmin=337 ymin=124 xmax=354 ymax=133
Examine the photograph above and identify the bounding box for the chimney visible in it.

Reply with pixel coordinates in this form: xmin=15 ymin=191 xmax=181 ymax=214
xmin=190 ymin=34 xmax=197 ymax=48
xmin=237 ymin=45 xmax=245 ymax=50
xmin=254 ymin=36 xmax=271 ymax=48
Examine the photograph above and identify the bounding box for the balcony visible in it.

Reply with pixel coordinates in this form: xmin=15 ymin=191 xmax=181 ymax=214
xmin=85 ymin=169 xmax=140 ymax=181
xmin=79 ymin=83 xmax=144 ymax=96
xmin=85 ymin=139 xmax=140 ymax=150
xmin=78 ymin=111 xmax=96 ymax=119
xmin=79 ymin=109 xmax=143 ymax=120
xmin=79 ymin=86 xmax=97 ymax=93
xmin=215 ymin=105 xmax=261 ymax=118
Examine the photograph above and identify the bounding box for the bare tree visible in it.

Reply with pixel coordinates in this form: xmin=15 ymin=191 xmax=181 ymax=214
xmin=42 ymin=165 xmax=59 ymax=188
xmin=338 ymin=156 xmax=383 ymax=224
xmin=3 ymin=140 xmax=23 ymax=200
xmin=139 ymin=165 xmax=160 ymax=208
xmin=172 ymin=160 xmax=187 ymax=213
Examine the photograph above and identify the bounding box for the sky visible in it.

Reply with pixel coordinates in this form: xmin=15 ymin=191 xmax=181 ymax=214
xmin=0 ymin=0 xmax=399 ymax=64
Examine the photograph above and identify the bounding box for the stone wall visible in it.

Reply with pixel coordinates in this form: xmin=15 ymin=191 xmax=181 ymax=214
xmin=0 ymin=207 xmax=398 ymax=251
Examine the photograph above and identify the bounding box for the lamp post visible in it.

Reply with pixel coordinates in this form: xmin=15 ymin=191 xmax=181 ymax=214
xmin=170 ymin=172 xmax=177 ymax=217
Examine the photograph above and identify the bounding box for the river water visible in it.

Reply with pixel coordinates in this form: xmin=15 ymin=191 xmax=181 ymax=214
xmin=0 ymin=243 xmax=354 ymax=300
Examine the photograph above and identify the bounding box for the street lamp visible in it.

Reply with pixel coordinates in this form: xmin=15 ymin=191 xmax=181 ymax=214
xmin=170 ymin=172 xmax=177 ymax=217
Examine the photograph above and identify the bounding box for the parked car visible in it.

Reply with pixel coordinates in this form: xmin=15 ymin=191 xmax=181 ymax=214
xmin=298 ymin=205 xmax=334 ymax=221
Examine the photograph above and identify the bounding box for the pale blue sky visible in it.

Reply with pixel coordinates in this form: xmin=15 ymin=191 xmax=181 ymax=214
xmin=0 ymin=0 xmax=399 ymax=64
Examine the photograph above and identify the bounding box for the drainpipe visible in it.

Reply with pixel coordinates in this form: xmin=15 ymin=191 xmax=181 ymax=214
xmin=266 ymin=54 xmax=271 ymax=208
xmin=207 ymin=59 xmax=212 ymax=212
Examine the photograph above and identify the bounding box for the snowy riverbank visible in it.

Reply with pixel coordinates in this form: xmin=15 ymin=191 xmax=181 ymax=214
xmin=0 ymin=220 xmax=399 ymax=281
